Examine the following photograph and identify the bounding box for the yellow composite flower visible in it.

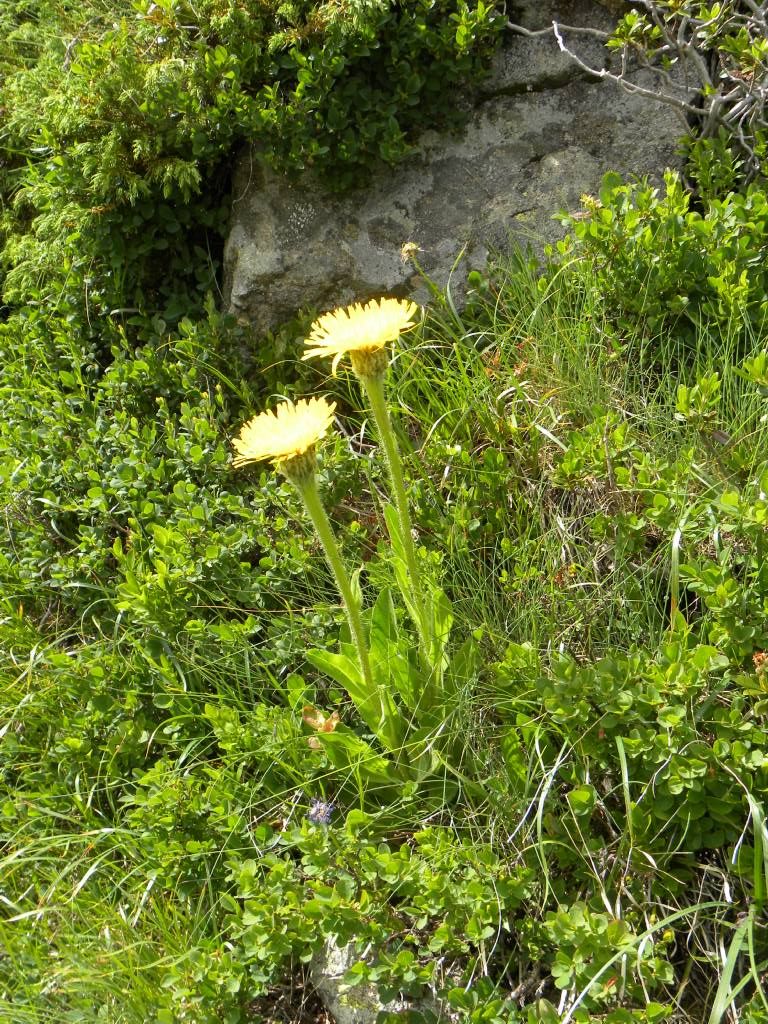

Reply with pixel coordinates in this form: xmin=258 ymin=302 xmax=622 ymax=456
xmin=303 ymin=297 xmax=419 ymax=375
xmin=231 ymin=396 xmax=336 ymax=469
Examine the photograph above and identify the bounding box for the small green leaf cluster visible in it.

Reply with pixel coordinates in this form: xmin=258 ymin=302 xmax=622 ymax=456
xmin=530 ymin=638 xmax=767 ymax=851
xmin=0 ymin=299 xmax=353 ymax=860
xmin=554 ymin=363 xmax=768 ymax=665
xmin=221 ymin=817 xmax=531 ymax=1000
xmin=0 ymin=302 xmax=331 ymax=635
xmin=546 ymin=903 xmax=673 ymax=1004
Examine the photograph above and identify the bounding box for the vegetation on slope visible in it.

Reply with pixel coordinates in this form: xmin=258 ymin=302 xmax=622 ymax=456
xmin=1 ymin=2 xmax=768 ymax=1023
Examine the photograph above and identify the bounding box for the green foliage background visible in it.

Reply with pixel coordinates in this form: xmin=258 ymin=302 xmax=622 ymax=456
xmin=0 ymin=0 xmax=502 ymax=325
xmin=2 ymin=1 xmax=768 ymax=1023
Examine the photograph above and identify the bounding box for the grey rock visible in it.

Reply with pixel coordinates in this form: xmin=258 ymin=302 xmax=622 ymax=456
xmin=224 ymin=0 xmax=685 ymax=334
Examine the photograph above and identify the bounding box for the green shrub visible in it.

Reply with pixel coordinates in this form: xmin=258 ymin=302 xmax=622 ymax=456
xmin=0 ymin=0 xmax=504 ymax=322
xmin=224 ymin=817 xmax=531 ymax=998
xmin=554 ymin=170 xmax=768 ymax=337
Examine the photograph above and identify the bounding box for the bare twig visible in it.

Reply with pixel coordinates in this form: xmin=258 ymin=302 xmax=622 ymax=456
xmin=552 ymin=22 xmax=701 ymax=120
xmin=546 ymin=1 xmax=768 ymax=182
xmin=506 ymin=20 xmax=609 ymax=41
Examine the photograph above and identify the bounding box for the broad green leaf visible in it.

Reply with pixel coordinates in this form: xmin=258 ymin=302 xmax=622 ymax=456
xmin=368 ymin=588 xmax=420 ymax=715
xmin=369 ymin=588 xmax=399 ymax=664
xmin=451 ymin=634 xmax=479 ymax=683
xmin=306 ymin=647 xmax=362 ymax=694
xmin=307 ymin=645 xmax=402 ymax=750
xmin=567 ymin=784 xmax=597 ymax=817
xmin=306 ymin=648 xmax=382 ymax=737
xmin=397 ymin=723 xmax=440 ymax=783
xmin=430 ymin=587 xmax=453 ymax=672
xmin=316 ymin=727 xmax=400 ymax=787
xmin=383 ymin=503 xmax=419 ymax=626
xmin=349 ymin=564 xmax=364 ymax=612
xmin=434 ymin=632 xmax=479 ymax=713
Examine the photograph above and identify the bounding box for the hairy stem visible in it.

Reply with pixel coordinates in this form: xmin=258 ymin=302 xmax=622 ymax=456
xmin=360 ymin=371 xmax=432 ymax=663
xmin=295 ymin=473 xmax=376 ymax=696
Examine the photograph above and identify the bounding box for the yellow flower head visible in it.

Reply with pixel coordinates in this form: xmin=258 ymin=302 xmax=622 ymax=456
xmin=231 ymin=396 xmax=336 ymax=474
xmin=399 ymin=241 xmax=422 ymax=265
xmin=303 ymin=297 xmax=419 ymax=376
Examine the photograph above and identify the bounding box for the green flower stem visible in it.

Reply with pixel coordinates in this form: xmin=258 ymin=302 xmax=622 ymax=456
xmin=293 ymin=472 xmax=376 ymax=696
xmin=360 ymin=371 xmax=432 ymax=661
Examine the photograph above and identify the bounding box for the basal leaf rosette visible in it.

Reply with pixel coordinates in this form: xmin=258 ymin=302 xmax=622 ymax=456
xmin=231 ymin=396 xmax=336 ymax=483
xmin=303 ymin=297 xmax=419 ymax=378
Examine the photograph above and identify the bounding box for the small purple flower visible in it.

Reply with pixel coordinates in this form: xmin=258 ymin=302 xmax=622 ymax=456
xmin=307 ymin=798 xmax=336 ymax=826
